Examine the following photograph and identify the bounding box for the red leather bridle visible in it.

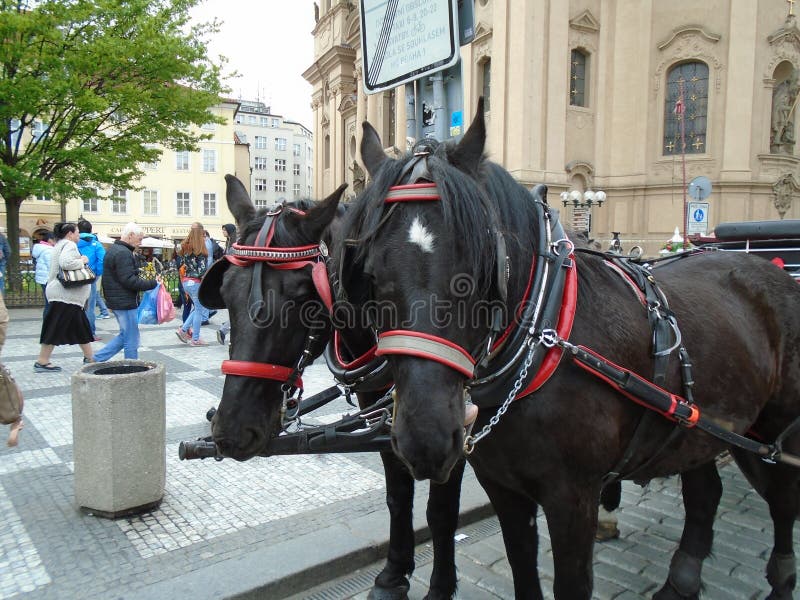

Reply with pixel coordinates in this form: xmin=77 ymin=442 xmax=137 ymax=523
xmin=220 ymin=205 xmax=333 ymax=389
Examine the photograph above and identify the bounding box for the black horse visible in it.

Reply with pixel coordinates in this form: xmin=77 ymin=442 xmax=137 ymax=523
xmin=333 ymin=99 xmax=800 ymax=599
xmin=199 ymin=175 xmax=466 ymax=600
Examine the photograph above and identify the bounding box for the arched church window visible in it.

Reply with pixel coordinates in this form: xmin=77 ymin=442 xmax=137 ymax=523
xmin=663 ymin=61 xmax=709 ymax=155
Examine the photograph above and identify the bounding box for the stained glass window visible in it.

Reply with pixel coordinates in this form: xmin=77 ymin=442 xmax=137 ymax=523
xmin=664 ymin=61 xmax=708 ymax=155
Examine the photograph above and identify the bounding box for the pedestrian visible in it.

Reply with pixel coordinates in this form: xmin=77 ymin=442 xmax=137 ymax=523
xmin=34 ymin=222 xmax=95 ymax=372
xmin=93 ymin=222 xmax=159 ymax=362
xmin=0 ymin=230 xmax=10 ymax=295
xmin=216 ymin=223 xmax=236 ymax=345
xmin=77 ymin=219 xmax=106 ymax=340
xmin=32 ymin=232 xmax=55 ymax=317
xmin=175 ymin=224 xmax=209 ymax=346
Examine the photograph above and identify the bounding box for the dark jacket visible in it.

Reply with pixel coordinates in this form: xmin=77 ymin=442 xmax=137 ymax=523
xmin=101 ymin=240 xmax=157 ymax=310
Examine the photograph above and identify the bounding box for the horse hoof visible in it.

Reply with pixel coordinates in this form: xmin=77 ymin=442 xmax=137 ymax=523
xmin=367 ymin=584 xmax=410 ymax=600
xmin=595 ymin=521 xmax=620 ymax=542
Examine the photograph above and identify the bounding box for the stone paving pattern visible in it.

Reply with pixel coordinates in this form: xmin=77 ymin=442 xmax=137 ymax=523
xmin=0 ymin=308 xmax=486 ymax=600
xmin=298 ymin=465 xmax=800 ymax=599
xmin=2 ymin=307 xmax=800 ymax=600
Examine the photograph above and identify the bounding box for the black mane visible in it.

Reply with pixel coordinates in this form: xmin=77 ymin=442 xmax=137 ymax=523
xmin=340 ymin=146 xmax=541 ymax=299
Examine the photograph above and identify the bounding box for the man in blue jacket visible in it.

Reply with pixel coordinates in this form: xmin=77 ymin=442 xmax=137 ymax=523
xmin=77 ymin=220 xmax=106 ymax=339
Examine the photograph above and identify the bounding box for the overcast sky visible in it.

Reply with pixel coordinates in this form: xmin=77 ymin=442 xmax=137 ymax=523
xmin=189 ymin=0 xmax=316 ymax=127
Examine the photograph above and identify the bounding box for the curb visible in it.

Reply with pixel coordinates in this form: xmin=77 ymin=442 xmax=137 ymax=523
xmin=124 ymin=475 xmax=492 ymax=600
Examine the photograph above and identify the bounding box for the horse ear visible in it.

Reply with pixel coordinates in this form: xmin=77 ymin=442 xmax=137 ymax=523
xmin=361 ymin=121 xmax=387 ymax=178
xmin=225 ymin=174 xmax=256 ymax=230
xmin=450 ymin=96 xmax=486 ymax=173
xmin=295 ymin=183 xmax=348 ymax=242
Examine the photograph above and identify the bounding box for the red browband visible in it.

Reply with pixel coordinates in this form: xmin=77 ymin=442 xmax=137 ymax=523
xmin=384 ymin=183 xmax=440 ymax=203
xmin=221 ymin=360 xmax=303 ymax=388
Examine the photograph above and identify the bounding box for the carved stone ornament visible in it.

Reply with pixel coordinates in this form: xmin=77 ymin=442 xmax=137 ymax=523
xmin=565 ymin=160 xmax=595 ymax=189
xmin=569 ymin=9 xmax=600 ymax=34
xmin=773 ymin=173 xmax=800 ymax=218
xmin=654 ymin=26 xmax=724 ymax=92
xmin=765 ymin=14 xmax=800 ymax=80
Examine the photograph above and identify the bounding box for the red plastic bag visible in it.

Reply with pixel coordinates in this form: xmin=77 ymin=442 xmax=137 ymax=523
xmin=156 ymin=283 xmax=176 ymax=324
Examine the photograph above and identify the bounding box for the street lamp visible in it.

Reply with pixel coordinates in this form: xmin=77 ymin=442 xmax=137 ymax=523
xmin=560 ymin=189 xmax=606 ymax=208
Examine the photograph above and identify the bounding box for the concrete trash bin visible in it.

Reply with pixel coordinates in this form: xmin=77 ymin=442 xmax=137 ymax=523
xmin=72 ymin=360 xmax=166 ymax=518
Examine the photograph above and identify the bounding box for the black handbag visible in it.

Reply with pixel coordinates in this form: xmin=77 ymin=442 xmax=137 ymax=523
xmin=57 ymin=265 xmax=96 ymax=288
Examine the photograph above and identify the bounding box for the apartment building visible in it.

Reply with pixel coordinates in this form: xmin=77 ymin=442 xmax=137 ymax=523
xmin=59 ymin=99 xmax=250 ymax=245
xmin=234 ymin=100 xmax=314 ymax=208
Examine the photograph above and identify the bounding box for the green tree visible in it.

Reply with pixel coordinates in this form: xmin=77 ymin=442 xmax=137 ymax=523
xmin=0 ymin=0 xmax=227 ymax=281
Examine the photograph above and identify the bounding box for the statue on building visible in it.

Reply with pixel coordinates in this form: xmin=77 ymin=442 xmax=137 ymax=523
xmin=314 ymin=2 xmax=319 ymax=23
xmin=350 ymin=160 xmax=365 ymax=195
xmin=771 ymin=71 xmax=799 ymax=154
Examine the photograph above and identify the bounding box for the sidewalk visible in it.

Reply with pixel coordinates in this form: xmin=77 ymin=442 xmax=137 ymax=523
xmin=0 ymin=308 xmax=492 ymax=600
xmin=1 ymin=308 xmax=798 ymax=600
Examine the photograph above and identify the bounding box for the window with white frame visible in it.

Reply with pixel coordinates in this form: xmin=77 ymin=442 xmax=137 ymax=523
xmin=202 ymin=149 xmax=216 ymax=172
xmin=201 ymin=121 xmax=216 ymax=131
xmin=32 ymin=120 xmax=48 ymax=142
xmin=254 ymin=198 xmax=269 ymax=209
xmin=275 ymin=137 xmax=287 ymax=151
xmin=275 ymin=158 xmax=286 ymax=171
xmin=176 ymin=150 xmax=189 ymax=171
xmin=82 ymin=190 xmax=99 ymax=213
xmin=307 ymin=147 xmax=313 ymax=161
xmin=272 ymin=118 xmax=280 ymax=128
xmin=35 ymin=192 xmax=51 ymax=201
xmin=293 ymin=183 xmax=301 ymax=197
xmin=176 ymin=191 xmax=191 ymax=216
xmin=143 ymin=144 xmax=159 ymax=170
xmin=275 ymin=180 xmax=286 ymax=192
xmin=307 ymin=166 xmax=313 ymax=180
xmin=247 ymin=115 xmax=257 ymax=125
xmin=293 ymin=143 xmax=301 ymax=157
xmin=203 ymin=192 xmax=217 ymax=216
xmin=255 ymin=178 xmax=268 ymax=191
xmin=255 ymin=136 xmax=268 ymax=149
xmin=112 ymin=188 xmax=128 ymax=214
xmin=307 ymin=185 xmax=312 ymax=196
xmin=143 ymin=190 xmax=158 ymax=216
xmin=8 ymin=118 xmax=20 ymax=150
xmin=142 ymin=190 xmax=158 ymax=217
xmin=254 ymin=156 xmax=268 ymax=170
xmin=293 ymin=163 xmax=300 ymax=176
xmin=260 ymin=116 xmax=269 ymax=127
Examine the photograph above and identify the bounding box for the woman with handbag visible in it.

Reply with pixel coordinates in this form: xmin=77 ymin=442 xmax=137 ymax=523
xmin=35 ymin=222 xmax=95 ymax=372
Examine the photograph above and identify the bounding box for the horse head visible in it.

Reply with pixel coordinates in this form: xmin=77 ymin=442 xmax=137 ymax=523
xmin=203 ymin=174 xmax=347 ymax=460
xmin=340 ymin=99 xmax=530 ymax=482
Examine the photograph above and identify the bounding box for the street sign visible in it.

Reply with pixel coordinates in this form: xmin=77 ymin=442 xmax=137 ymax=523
xmin=359 ymin=0 xmax=460 ymax=94
xmin=687 ymin=201 xmax=710 ymax=235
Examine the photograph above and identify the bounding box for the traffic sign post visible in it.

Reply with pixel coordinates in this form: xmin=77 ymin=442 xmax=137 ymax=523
xmin=687 ymin=201 xmax=710 ymax=235
xmin=359 ymin=0 xmax=460 ymax=94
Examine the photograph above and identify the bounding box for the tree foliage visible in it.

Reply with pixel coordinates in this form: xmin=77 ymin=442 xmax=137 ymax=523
xmin=0 ymin=0 xmax=228 ymax=271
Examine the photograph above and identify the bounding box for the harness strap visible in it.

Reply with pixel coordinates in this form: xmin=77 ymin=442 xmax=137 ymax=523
xmin=569 ymin=345 xmax=785 ymax=459
xmin=376 ymin=330 xmax=476 ymax=378
xmin=221 ymin=360 xmax=304 ymax=388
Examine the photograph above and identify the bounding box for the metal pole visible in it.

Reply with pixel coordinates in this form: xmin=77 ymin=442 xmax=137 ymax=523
xmin=432 ymin=72 xmax=447 ymax=141
xmin=679 ymin=79 xmax=688 ymax=249
xmin=405 ymin=82 xmax=416 ymax=148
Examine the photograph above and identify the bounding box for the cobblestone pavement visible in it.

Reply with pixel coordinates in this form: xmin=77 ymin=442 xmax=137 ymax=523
xmin=295 ymin=464 xmax=800 ymax=600
xmin=2 ymin=308 xmax=800 ymax=600
xmin=0 ymin=308 xmax=490 ymax=600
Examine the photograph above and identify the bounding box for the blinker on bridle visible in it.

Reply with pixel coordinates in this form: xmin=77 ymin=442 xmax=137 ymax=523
xmin=220 ymin=205 xmax=333 ymax=391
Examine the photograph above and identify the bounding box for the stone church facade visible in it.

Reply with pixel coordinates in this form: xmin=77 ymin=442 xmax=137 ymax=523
xmin=304 ymin=0 xmax=800 ymax=254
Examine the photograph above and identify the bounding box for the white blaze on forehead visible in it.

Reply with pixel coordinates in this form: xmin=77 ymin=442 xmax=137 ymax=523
xmin=408 ymin=216 xmax=435 ymax=253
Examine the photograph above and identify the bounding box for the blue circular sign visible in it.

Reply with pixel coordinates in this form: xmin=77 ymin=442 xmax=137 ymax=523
xmin=692 ymin=208 xmax=705 ymax=222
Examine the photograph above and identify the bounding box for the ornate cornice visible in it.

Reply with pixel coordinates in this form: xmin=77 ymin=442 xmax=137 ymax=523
xmin=654 ymin=27 xmax=725 ymax=92
xmin=569 ymin=10 xmax=600 ymax=34
xmin=657 ymin=25 xmax=721 ymax=51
